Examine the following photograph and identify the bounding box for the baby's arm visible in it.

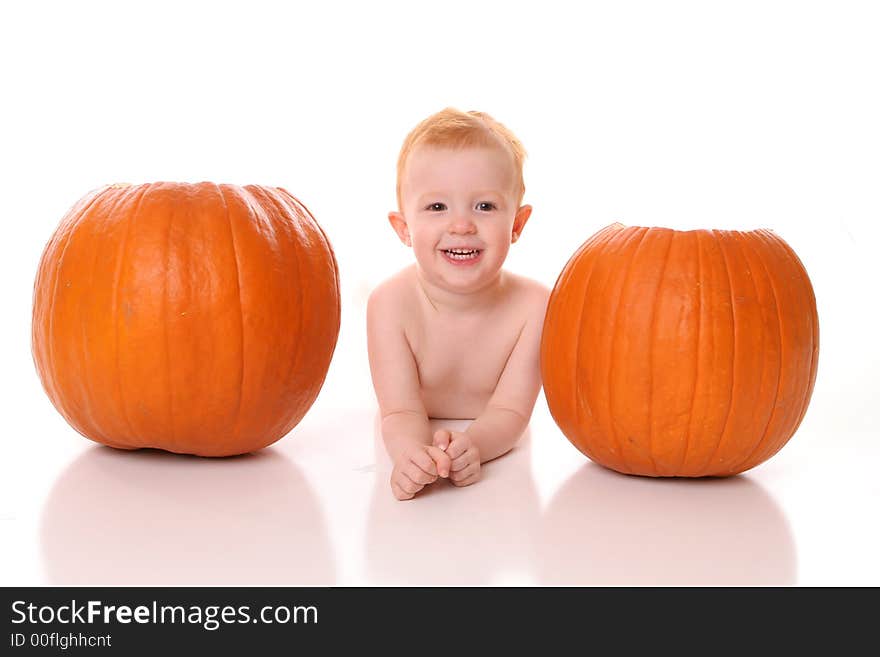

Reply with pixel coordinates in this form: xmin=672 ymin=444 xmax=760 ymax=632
xmin=367 ymin=284 xmax=451 ymax=498
xmin=464 ymin=288 xmax=549 ymax=463
xmin=366 ymin=285 xmax=430 ymax=460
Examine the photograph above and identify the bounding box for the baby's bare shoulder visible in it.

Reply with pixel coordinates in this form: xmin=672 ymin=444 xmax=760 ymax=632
xmin=367 ymin=265 xmax=418 ymax=322
xmin=504 ymin=272 xmax=551 ymax=319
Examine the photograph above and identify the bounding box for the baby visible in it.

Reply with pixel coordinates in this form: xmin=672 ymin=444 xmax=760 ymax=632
xmin=366 ymin=108 xmax=550 ymax=500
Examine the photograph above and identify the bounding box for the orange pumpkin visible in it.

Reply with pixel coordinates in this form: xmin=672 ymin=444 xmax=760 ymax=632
xmin=32 ymin=182 xmax=340 ymax=457
xmin=541 ymin=223 xmax=819 ymax=477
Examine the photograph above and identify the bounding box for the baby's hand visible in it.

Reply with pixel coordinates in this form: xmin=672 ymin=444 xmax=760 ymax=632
xmin=390 ymin=444 xmax=451 ymax=501
xmin=432 ymin=429 xmax=481 ymax=487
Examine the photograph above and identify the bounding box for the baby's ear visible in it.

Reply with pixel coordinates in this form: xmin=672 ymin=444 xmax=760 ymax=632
xmin=388 ymin=211 xmax=412 ymax=247
xmin=511 ymin=205 xmax=533 ymax=243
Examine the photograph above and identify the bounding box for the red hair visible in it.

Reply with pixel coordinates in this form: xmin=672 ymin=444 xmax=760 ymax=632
xmin=395 ymin=107 xmax=527 ymax=210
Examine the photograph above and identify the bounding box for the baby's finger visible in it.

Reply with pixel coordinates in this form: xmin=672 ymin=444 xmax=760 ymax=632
xmin=451 ymin=473 xmax=479 ymax=487
xmin=450 ymin=463 xmax=480 ymax=486
xmin=450 ymin=448 xmax=477 ymax=472
xmin=404 ymin=461 xmax=436 ymax=485
xmin=432 ymin=429 xmax=451 ymax=451
xmin=395 ymin=471 xmax=424 ymax=495
xmin=391 ymin=479 xmax=415 ymax=500
xmin=449 ymin=461 xmax=479 ymax=481
xmin=410 ymin=450 xmax=439 ymax=478
xmin=445 ymin=434 xmax=470 ymax=461
xmin=426 ymin=446 xmax=452 ymax=478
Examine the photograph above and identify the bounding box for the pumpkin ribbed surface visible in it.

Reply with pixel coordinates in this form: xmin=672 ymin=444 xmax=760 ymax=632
xmin=541 ymin=223 xmax=818 ymax=477
xmin=32 ymin=182 xmax=340 ymax=457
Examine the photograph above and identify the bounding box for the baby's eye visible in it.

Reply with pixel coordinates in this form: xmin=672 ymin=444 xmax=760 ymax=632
xmin=476 ymin=202 xmax=497 ymax=211
xmin=426 ymin=202 xmax=447 ymax=212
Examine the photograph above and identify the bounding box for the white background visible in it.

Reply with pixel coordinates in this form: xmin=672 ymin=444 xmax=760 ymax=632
xmin=1 ymin=0 xmax=878 ymax=585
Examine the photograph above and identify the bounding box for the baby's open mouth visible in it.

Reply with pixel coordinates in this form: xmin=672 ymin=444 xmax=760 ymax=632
xmin=441 ymin=248 xmax=483 ymax=261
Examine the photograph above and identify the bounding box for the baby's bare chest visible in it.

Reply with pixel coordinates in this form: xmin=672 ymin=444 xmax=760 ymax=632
xmin=407 ymin=314 xmax=524 ymax=415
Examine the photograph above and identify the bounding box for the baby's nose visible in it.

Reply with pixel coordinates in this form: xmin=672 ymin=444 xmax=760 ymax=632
xmin=448 ymin=216 xmax=477 ymax=234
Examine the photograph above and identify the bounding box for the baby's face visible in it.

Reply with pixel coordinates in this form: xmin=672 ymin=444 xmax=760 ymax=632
xmin=391 ymin=145 xmax=531 ymax=294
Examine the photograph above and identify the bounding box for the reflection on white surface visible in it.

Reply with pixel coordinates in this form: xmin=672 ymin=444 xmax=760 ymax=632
xmin=536 ymin=463 xmax=796 ymax=585
xmin=41 ymin=446 xmax=334 ymax=585
xmin=365 ymin=417 xmax=541 ymax=585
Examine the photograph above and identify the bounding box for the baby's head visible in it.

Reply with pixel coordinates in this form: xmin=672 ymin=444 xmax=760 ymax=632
xmin=389 ymin=107 xmax=532 ymax=294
